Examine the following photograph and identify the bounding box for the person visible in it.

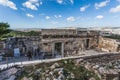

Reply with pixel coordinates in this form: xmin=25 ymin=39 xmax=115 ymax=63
xmin=27 ymin=51 xmax=32 ymax=60
xmin=37 ymin=48 xmax=40 ymax=56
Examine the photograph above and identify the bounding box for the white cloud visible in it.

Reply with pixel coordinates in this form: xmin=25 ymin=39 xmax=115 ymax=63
xmin=54 ymin=15 xmax=57 ymax=18
xmin=29 ymin=0 xmax=38 ymax=3
xmin=58 ymin=15 xmax=62 ymax=17
xmin=54 ymin=15 xmax=62 ymax=18
xmin=23 ymin=1 xmax=37 ymax=10
xmin=110 ymin=5 xmax=120 ymax=13
xmin=56 ymin=0 xmax=74 ymax=5
xmin=46 ymin=16 xmax=50 ymax=19
xmin=70 ymin=0 xmax=74 ymax=4
xmin=26 ymin=13 xmax=34 ymax=18
xmin=22 ymin=0 xmax=42 ymax=10
xmin=80 ymin=5 xmax=90 ymax=12
xmin=35 ymin=3 xmax=39 ymax=6
xmin=0 ymin=0 xmax=17 ymax=10
xmin=67 ymin=16 xmax=75 ymax=22
xmin=57 ymin=0 xmax=63 ymax=4
xmin=96 ymin=15 xmax=104 ymax=19
xmin=40 ymin=2 xmax=42 ymax=5
xmin=95 ymin=0 xmax=110 ymax=9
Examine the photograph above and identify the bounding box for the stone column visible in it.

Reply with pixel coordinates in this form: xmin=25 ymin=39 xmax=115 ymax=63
xmin=61 ymin=42 xmax=64 ymax=58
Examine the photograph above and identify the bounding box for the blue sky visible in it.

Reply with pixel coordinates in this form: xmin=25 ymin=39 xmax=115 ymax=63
xmin=0 ymin=0 xmax=120 ymax=28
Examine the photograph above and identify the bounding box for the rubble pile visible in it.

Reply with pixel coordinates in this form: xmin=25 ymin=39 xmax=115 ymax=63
xmin=0 ymin=66 xmax=23 ymax=80
xmin=1 ymin=54 xmax=120 ymax=80
xmin=16 ymin=59 xmax=99 ymax=80
xmin=81 ymin=54 xmax=120 ymax=80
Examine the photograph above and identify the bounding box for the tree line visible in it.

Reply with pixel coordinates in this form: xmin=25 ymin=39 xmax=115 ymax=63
xmin=0 ymin=22 xmax=41 ymax=40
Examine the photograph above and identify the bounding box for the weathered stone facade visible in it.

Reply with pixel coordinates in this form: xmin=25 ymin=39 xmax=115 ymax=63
xmin=97 ymin=37 xmax=120 ymax=52
xmin=41 ymin=29 xmax=99 ymax=57
xmin=4 ymin=36 xmax=41 ymax=56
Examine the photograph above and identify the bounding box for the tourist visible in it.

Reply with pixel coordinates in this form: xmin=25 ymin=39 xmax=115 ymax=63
xmin=27 ymin=51 xmax=32 ymax=60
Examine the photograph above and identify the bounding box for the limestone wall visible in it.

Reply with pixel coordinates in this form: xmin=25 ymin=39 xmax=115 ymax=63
xmin=89 ymin=36 xmax=99 ymax=49
xmin=41 ymin=42 xmax=52 ymax=52
xmin=41 ymin=37 xmax=99 ymax=56
xmin=97 ymin=37 xmax=120 ymax=52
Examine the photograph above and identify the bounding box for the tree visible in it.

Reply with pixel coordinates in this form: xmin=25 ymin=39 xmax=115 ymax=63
xmin=0 ymin=22 xmax=10 ymax=39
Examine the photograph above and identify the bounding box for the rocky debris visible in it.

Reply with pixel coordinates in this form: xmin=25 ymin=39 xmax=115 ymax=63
xmin=64 ymin=60 xmax=67 ymax=64
xmin=50 ymin=63 xmax=60 ymax=69
xmin=70 ymin=72 xmax=75 ymax=79
xmin=89 ymin=77 xmax=96 ymax=80
xmin=22 ymin=77 xmax=30 ymax=80
xmin=34 ymin=68 xmax=41 ymax=75
xmin=58 ymin=74 xmax=65 ymax=80
xmin=0 ymin=67 xmax=18 ymax=80
xmin=1 ymin=53 xmax=120 ymax=80
xmin=7 ymin=75 xmax=16 ymax=80
xmin=75 ymin=59 xmax=83 ymax=65
xmin=79 ymin=54 xmax=120 ymax=80
xmin=16 ymin=69 xmax=24 ymax=77
xmin=15 ymin=59 xmax=100 ymax=80
xmin=54 ymin=68 xmax=63 ymax=72
xmin=0 ymin=66 xmax=24 ymax=80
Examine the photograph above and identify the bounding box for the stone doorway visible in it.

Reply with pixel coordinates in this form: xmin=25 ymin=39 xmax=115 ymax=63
xmin=86 ymin=39 xmax=90 ymax=49
xmin=52 ymin=42 xmax=64 ymax=58
xmin=54 ymin=42 xmax=62 ymax=58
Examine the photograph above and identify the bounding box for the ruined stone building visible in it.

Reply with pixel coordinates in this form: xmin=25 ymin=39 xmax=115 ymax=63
xmin=2 ymin=28 xmax=120 ymax=58
xmin=4 ymin=36 xmax=41 ymax=56
xmin=41 ymin=28 xmax=99 ymax=57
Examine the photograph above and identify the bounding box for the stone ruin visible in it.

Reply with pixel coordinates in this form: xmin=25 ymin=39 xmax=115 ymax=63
xmin=81 ymin=54 xmax=120 ymax=80
xmin=1 ymin=28 xmax=120 ymax=58
xmin=2 ymin=36 xmax=41 ymax=57
xmin=97 ymin=36 xmax=120 ymax=52
xmin=41 ymin=28 xmax=99 ymax=58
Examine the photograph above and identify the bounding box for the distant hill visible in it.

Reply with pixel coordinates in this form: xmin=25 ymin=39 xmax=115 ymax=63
xmin=11 ymin=28 xmax=41 ymax=32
